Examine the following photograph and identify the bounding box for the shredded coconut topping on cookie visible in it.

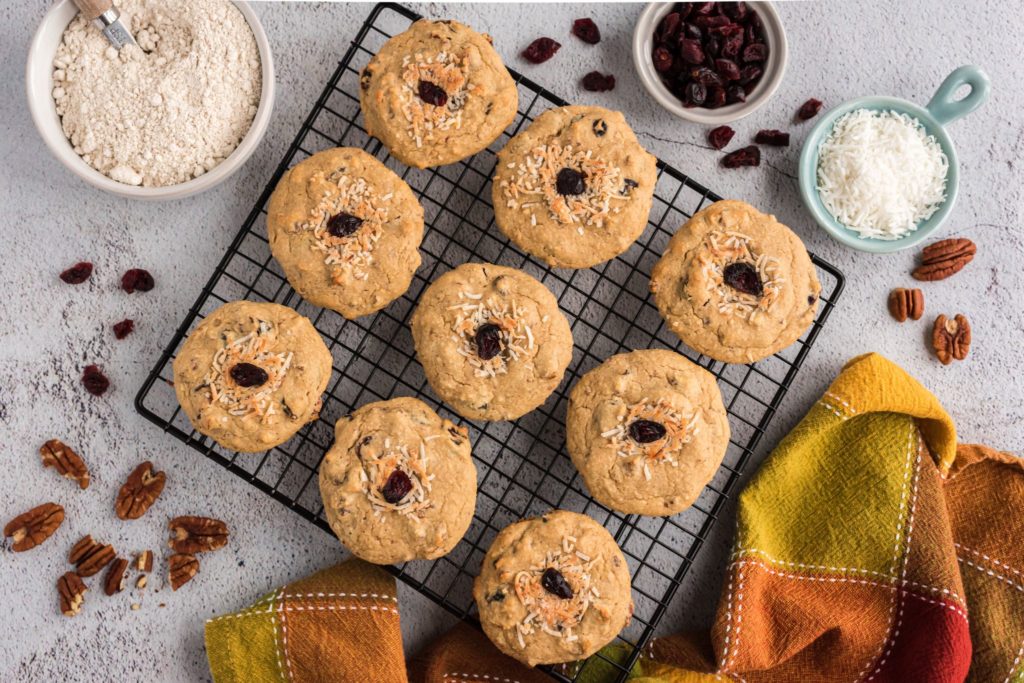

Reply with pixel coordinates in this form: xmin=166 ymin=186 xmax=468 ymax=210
xmin=701 ymin=230 xmax=784 ymax=322
xmin=400 ymin=51 xmax=474 ymax=148
xmin=513 ymin=535 xmax=601 ymax=648
xmin=448 ymin=291 xmax=535 ymax=378
xmin=500 ymin=143 xmax=633 ymax=233
xmin=202 ymin=320 xmax=293 ymax=421
xmin=359 ymin=436 xmax=434 ymax=518
xmin=297 ymin=171 xmax=388 ymax=282
xmin=601 ymin=399 xmax=699 ymax=481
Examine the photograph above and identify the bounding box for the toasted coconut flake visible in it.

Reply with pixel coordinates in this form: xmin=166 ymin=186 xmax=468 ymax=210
xmin=203 ymin=324 xmax=292 ymax=420
xmin=359 ymin=438 xmax=434 ymax=518
xmin=606 ymin=398 xmax=699 ymax=477
xmin=701 ymin=230 xmax=784 ymax=320
xmin=451 ymin=291 xmax=534 ymax=378
xmin=400 ymin=49 xmax=470 ymax=147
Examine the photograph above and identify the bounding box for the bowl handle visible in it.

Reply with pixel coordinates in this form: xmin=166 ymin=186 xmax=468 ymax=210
xmin=925 ymin=65 xmax=991 ymax=126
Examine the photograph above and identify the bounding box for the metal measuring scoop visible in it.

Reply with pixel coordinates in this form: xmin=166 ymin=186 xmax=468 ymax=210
xmin=71 ymin=0 xmax=137 ymax=50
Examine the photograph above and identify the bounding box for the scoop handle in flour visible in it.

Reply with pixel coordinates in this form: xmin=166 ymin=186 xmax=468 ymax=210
xmin=71 ymin=0 xmax=113 ymax=22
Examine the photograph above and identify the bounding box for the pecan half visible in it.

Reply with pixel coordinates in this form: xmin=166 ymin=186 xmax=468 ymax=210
xmin=135 ymin=550 xmax=154 ymax=573
xmin=888 ymin=288 xmax=925 ymax=322
xmin=69 ymin=535 xmax=116 ymax=577
xmin=4 ymin=502 xmax=64 ymax=552
xmin=40 ymin=439 xmax=90 ymax=490
xmin=933 ymin=314 xmax=971 ymax=364
xmin=168 ymin=553 xmax=199 ymax=590
xmin=168 ymin=516 xmax=228 ymax=554
xmin=912 ymin=238 xmax=976 ymax=281
xmin=58 ymin=572 xmax=87 ymax=616
xmin=115 ymin=462 xmax=166 ymax=520
xmin=104 ymin=557 xmax=130 ymax=596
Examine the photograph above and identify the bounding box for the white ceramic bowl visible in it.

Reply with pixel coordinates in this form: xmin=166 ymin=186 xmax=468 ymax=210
xmin=633 ymin=2 xmax=787 ymax=125
xmin=26 ymin=0 xmax=275 ymax=201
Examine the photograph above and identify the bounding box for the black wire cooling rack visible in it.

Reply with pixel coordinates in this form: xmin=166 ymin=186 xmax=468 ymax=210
xmin=136 ymin=4 xmax=844 ymax=680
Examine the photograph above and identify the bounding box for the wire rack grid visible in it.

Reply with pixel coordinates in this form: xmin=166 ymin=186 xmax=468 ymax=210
xmin=135 ymin=4 xmax=843 ymax=681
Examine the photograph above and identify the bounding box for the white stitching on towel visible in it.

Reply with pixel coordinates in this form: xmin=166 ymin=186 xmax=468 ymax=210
xmin=271 ymin=590 xmax=287 ymax=683
xmin=723 ymin=562 xmax=748 ymax=672
xmin=719 ymin=562 xmax=738 ymax=671
xmin=205 ymin=603 xmax=400 ymax=622
xmin=825 ymin=391 xmax=858 ymax=415
xmin=280 ymin=591 xmax=397 ymax=602
xmin=957 ymin=557 xmax=1024 ymax=593
xmin=955 ymin=544 xmax=1024 ymax=579
xmin=730 ymin=549 xmax=964 ymax=607
xmin=1003 ymin=638 xmax=1024 ymax=683
xmin=818 ymin=400 xmax=846 ymax=420
xmin=443 ymin=673 xmax=522 ymax=683
xmin=278 ymin=600 xmax=295 ymax=683
xmin=866 ymin=434 xmax=924 ymax=681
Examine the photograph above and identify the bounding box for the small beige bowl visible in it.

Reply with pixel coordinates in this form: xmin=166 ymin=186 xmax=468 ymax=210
xmin=26 ymin=0 xmax=275 ymax=201
xmin=632 ymin=2 xmax=788 ymax=125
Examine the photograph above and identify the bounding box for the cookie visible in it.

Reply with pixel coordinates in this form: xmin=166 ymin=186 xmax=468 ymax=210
xmin=266 ymin=147 xmax=424 ymax=319
xmin=493 ymin=105 xmax=657 ymax=269
xmin=566 ymin=350 xmax=730 ymax=516
xmin=360 ymin=19 xmax=518 ymax=168
xmin=410 ymin=263 xmax=573 ymax=421
xmin=650 ymin=200 xmax=822 ymax=364
xmin=473 ymin=510 xmax=633 ymax=666
xmin=172 ymin=301 xmax=333 ymax=453
xmin=318 ymin=397 xmax=476 ymax=564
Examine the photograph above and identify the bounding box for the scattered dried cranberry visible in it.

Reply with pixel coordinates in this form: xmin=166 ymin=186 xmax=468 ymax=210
xmin=327 ymin=211 xmax=363 ymax=238
xmin=723 ymin=262 xmax=764 ymax=296
xmin=60 ymin=262 xmax=93 ymax=285
xmin=721 ymin=145 xmax=761 ymax=168
xmin=380 ymin=469 xmax=413 ymax=504
xmin=679 ymin=39 xmax=705 ymax=65
xmin=417 ymin=80 xmax=448 ymax=107
xmin=81 ymin=365 xmax=110 ymax=396
xmin=653 ymin=47 xmax=674 ymax=72
xmin=742 ymin=42 xmax=767 ymax=62
xmin=707 ymin=125 xmax=735 ymax=150
xmin=629 ymin=419 xmax=667 ymax=443
xmin=230 ymin=362 xmax=269 ymax=388
xmin=112 ymin=319 xmax=134 ymax=340
xmin=581 ymin=71 xmax=615 ymax=92
xmin=572 ymin=18 xmax=601 ymax=44
xmin=121 ymin=269 xmax=154 ymax=293
xmin=798 ymin=98 xmax=824 ymax=120
xmin=541 ymin=568 xmax=574 ymax=599
xmin=475 ymin=323 xmax=503 ymax=361
xmin=522 ymin=37 xmax=561 ymax=64
xmin=555 ymin=168 xmax=586 ymax=196
xmin=754 ymin=129 xmax=790 ymax=146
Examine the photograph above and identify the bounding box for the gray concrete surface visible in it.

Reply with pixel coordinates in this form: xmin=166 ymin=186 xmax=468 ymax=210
xmin=1 ymin=1 xmax=1021 ymax=681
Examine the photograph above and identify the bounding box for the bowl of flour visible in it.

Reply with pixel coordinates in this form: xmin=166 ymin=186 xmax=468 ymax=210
xmin=27 ymin=0 xmax=274 ymax=200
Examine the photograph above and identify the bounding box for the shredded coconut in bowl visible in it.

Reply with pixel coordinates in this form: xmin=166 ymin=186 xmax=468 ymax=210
xmin=816 ymin=109 xmax=948 ymax=240
xmin=51 ymin=0 xmax=262 ymax=187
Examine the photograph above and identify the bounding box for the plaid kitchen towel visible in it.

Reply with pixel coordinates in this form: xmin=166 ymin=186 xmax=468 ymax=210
xmin=206 ymin=353 xmax=1024 ymax=683
xmin=205 ymin=559 xmax=406 ymax=683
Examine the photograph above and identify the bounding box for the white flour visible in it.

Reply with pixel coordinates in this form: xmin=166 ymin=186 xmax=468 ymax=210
xmin=52 ymin=0 xmax=262 ymax=187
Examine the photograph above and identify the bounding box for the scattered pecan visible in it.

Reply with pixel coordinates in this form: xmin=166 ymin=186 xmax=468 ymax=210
xmin=69 ymin=535 xmax=116 ymax=577
xmin=168 ymin=516 xmax=228 ymax=554
xmin=4 ymin=502 xmax=64 ymax=552
xmin=115 ymin=462 xmax=166 ymax=520
xmin=912 ymin=238 xmax=976 ymax=281
xmin=168 ymin=553 xmax=199 ymax=590
xmin=104 ymin=557 xmax=130 ymax=596
xmin=58 ymin=571 xmax=87 ymax=616
xmin=932 ymin=314 xmax=971 ymax=365
xmin=135 ymin=550 xmax=154 ymax=573
xmin=888 ymin=288 xmax=925 ymax=322
xmin=136 ymin=575 xmax=148 ymax=589
xmin=40 ymin=439 xmax=90 ymax=490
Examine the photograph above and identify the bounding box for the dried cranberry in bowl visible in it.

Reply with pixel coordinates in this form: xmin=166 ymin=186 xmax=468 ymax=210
xmin=651 ymin=2 xmax=770 ymax=111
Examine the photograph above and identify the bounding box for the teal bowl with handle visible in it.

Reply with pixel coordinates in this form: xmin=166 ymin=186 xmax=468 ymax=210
xmin=798 ymin=65 xmax=990 ymax=253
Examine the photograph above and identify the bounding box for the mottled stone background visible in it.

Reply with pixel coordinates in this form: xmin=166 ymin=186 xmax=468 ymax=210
xmin=1 ymin=1 xmax=1020 ymax=680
